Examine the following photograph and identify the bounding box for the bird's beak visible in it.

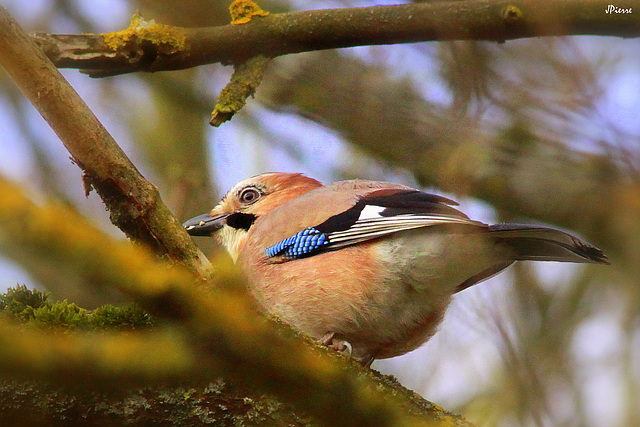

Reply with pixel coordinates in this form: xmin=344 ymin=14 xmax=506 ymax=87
xmin=183 ymin=213 xmax=229 ymax=236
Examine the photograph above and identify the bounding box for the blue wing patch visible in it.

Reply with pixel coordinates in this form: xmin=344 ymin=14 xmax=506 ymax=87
xmin=265 ymin=189 xmax=479 ymax=261
xmin=265 ymin=227 xmax=330 ymax=259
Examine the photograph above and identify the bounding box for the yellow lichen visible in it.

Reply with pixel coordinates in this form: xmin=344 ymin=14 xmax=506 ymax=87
xmin=101 ymin=14 xmax=186 ymax=51
xmin=229 ymin=0 xmax=269 ymax=25
xmin=503 ymin=5 xmax=523 ymax=24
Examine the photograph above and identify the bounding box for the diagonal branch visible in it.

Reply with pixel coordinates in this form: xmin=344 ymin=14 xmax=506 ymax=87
xmin=33 ymin=0 xmax=639 ymax=78
xmin=0 ymin=6 xmax=210 ymax=275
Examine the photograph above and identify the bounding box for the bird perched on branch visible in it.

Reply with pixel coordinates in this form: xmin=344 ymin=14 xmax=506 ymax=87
xmin=184 ymin=173 xmax=608 ymax=366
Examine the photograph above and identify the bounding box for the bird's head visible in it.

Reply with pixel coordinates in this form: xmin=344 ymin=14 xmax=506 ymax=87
xmin=183 ymin=173 xmax=322 ymax=261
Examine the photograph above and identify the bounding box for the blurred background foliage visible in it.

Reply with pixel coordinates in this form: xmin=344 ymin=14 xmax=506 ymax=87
xmin=1 ymin=0 xmax=638 ymax=426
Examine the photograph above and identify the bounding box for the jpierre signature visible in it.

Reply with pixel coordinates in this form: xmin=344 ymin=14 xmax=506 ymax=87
xmin=605 ymin=4 xmax=632 ymax=13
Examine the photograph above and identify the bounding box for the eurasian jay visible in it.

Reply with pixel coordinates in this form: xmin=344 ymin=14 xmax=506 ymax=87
xmin=184 ymin=173 xmax=608 ymax=365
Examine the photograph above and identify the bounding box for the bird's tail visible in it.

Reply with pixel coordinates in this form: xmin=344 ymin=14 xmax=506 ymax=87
xmin=488 ymin=224 xmax=609 ymax=264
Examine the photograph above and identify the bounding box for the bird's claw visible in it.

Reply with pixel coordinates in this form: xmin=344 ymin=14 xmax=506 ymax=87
xmin=317 ymin=332 xmax=353 ymax=359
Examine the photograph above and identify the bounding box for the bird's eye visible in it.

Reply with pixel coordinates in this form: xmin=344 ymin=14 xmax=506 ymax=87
xmin=239 ymin=187 xmax=261 ymax=205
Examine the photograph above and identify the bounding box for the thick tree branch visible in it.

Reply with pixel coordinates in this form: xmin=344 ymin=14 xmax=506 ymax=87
xmin=33 ymin=0 xmax=639 ymax=78
xmin=0 ymin=6 xmax=210 ymax=275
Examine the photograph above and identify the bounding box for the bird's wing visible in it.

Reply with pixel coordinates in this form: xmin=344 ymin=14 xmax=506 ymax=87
xmin=265 ymin=189 xmax=483 ymax=260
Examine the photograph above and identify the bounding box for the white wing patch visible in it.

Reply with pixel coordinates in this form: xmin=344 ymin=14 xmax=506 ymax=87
xmin=327 ymin=210 xmax=481 ymax=248
xmin=357 ymin=205 xmax=387 ymax=221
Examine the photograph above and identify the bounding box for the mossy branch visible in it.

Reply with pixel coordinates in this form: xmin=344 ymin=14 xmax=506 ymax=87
xmin=0 ymin=175 xmax=470 ymax=426
xmin=30 ymin=0 xmax=640 ymax=78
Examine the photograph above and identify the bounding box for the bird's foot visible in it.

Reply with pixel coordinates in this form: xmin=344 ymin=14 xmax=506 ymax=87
xmin=317 ymin=332 xmax=353 ymax=359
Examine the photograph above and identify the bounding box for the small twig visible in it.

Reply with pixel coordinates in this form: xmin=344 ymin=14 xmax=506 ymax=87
xmin=209 ymin=1 xmax=272 ymax=126
xmin=211 ymin=55 xmax=271 ymax=126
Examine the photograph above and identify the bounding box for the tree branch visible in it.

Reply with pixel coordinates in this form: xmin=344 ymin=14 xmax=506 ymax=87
xmin=0 ymin=6 xmax=210 ymax=275
xmin=32 ymin=0 xmax=639 ymax=78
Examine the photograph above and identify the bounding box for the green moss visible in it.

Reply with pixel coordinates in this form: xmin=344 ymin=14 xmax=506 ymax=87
xmin=89 ymin=304 xmax=155 ymax=329
xmin=0 ymin=284 xmax=48 ymax=318
xmin=29 ymin=300 xmax=88 ymax=329
xmin=0 ymin=285 xmax=154 ymax=330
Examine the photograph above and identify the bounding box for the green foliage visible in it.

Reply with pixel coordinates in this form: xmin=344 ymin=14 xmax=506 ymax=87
xmin=0 ymin=285 xmax=154 ymax=330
